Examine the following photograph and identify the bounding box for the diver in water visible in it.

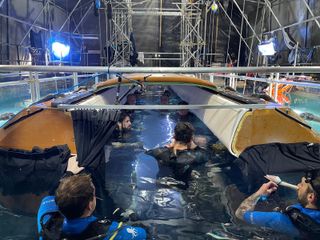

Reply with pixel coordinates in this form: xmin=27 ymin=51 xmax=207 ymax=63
xmin=0 ymin=112 xmax=14 ymax=121
xmin=37 ymin=157 xmax=147 ymax=240
xmin=169 ymin=101 xmax=197 ymax=123
xmin=111 ymin=111 xmax=133 ymax=143
xmin=235 ymin=171 xmax=320 ymax=238
xmin=146 ymin=122 xmax=209 ymax=187
xmin=124 ymin=93 xmax=137 ymax=117
xmin=300 ymin=112 xmax=320 ymax=123
xmin=110 ymin=111 xmax=143 ymax=149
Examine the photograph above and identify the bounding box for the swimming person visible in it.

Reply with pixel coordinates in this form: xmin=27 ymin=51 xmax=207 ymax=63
xmin=125 ymin=93 xmax=137 ymax=105
xmin=37 ymin=157 xmax=147 ymax=240
xmin=0 ymin=112 xmax=14 ymax=120
xmin=112 ymin=112 xmax=132 ymax=139
xmin=146 ymin=122 xmax=209 ymax=187
xmin=110 ymin=112 xmax=143 ymax=149
xmin=235 ymin=171 xmax=320 ymax=238
xmin=300 ymin=112 xmax=320 ymax=123
xmin=170 ymin=101 xmax=197 ymax=123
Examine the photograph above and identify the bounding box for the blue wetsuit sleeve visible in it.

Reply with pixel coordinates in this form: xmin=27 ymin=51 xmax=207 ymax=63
xmin=37 ymin=196 xmax=59 ymax=239
xmin=243 ymin=211 xmax=300 ymax=237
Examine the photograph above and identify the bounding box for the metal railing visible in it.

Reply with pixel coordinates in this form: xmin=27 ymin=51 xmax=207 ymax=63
xmin=0 ymin=65 xmax=319 ymax=105
xmin=1 ymin=65 xmax=320 ymax=74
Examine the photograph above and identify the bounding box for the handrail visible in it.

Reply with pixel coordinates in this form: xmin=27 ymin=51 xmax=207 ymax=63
xmin=213 ymin=73 xmax=320 ymax=89
xmin=58 ymin=103 xmax=283 ymax=111
xmin=1 ymin=65 xmax=320 ymax=74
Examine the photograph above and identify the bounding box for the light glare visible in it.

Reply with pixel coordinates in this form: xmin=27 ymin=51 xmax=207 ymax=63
xmin=52 ymin=41 xmax=70 ymax=58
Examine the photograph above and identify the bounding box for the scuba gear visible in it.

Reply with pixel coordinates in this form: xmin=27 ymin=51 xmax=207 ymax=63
xmin=37 ymin=196 xmax=146 ymax=240
xmin=285 ymin=204 xmax=320 ymax=238
xmin=305 ymin=169 xmax=320 ymax=195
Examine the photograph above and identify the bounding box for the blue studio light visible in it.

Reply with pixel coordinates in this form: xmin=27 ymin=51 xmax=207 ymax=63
xmin=258 ymin=39 xmax=276 ymax=56
xmin=52 ymin=41 xmax=70 ymax=59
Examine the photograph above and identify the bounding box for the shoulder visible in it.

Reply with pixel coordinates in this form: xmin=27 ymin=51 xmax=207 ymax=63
xmin=146 ymin=147 xmax=170 ymax=157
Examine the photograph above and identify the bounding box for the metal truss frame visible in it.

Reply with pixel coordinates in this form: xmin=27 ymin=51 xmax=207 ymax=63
xmin=1 ymin=0 xmax=320 ymax=67
xmin=101 ymin=0 xmax=134 ymax=66
xmin=178 ymin=2 xmax=205 ymax=67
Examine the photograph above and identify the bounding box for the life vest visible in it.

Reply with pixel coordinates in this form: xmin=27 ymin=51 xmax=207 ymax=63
xmin=269 ymin=83 xmax=293 ymax=105
xmin=284 ymin=204 xmax=320 ymax=239
xmin=37 ymin=196 xmax=147 ymax=240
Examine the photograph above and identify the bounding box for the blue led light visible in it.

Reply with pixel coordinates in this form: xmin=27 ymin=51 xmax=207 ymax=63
xmin=52 ymin=41 xmax=70 ymax=58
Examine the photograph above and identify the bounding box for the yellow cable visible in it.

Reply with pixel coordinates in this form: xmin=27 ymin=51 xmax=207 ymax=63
xmin=109 ymin=222 xmax=123 ymax=240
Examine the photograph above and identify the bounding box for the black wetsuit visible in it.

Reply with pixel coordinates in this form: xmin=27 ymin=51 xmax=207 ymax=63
xmin=146 ymin=146 xmax=209 ymax=184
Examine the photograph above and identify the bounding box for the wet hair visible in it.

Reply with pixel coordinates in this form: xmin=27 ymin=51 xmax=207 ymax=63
xmin=311 ymin=176 xmax=320 ymax=208
xmin=174 ymin=122 xmax=194 ymax=144
xmin=55 ymin=174 xmax=95 ymax=219
xmin=125 ymin=93 xmax=136 ymax=104
xmin=127 ymin=93 xmax=136 ymax=99
xmin=163 ymin=90 xmax=171 ymax=97
xmin=118 ymin=111 xmax=130 ymax=123
xmin=305 ymin=171 xmax=320 ymax=208
xmin=178 ymin=101 xmax=188 ymax=105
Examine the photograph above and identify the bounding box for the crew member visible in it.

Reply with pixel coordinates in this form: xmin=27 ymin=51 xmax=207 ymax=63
xmin=146 ymin=122 xmax=209 ymax=186
xmin=235 ymin=171 xmax=320 ymax=238
xmin=37 ymin=157 xmax=147 ymax=240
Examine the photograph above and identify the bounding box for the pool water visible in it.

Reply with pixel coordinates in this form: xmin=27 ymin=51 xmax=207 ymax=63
xmin=99 ymin=88 xmax=296 ymax=239
xmin=289 ymin=92 xmax=320 ymax=133
xmin=0 ymin=85 xmax=316 ymax=239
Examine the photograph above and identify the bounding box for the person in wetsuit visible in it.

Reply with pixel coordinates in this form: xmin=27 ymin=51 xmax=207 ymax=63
xmin=235 ymin=171 xmax=320 ymax=239
xmin=109 ymin=111 xmax=142 ymax=149
xmin=37 ymin=157 xmax=147 ymax=240
xmin=146 ymin=122 xmax=209 ymax=187
xmin=170 ymin=101 xmax=197 ymax=123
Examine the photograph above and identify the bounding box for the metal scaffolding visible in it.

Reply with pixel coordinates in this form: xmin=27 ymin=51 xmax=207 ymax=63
xmin=1 ymin=0 xmax=320 ymax=67
xmin=102 ymin=0 xmax=134 ymax=67
xmin=179 ymin=1 xmax=205 ymax=67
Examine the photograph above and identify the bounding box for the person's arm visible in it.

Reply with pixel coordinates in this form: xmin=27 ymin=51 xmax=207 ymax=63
xmin=242 ymin=211 xmax=300 ymax=237
xmin=63 ymin=155 xmax=84 ymax=176
xmin=49 ymin=155 xmax=84 ymax=195
xmin=235 ymin=181 xmax=278 ymax=220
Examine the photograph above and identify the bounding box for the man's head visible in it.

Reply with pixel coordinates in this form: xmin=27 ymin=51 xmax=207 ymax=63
xmin=126 ymin=94 xmax=137 ymax=105
xmin=178 ymin=101 xmax=189 ymax=117
xmin=160 ymin=94 xmax=169 ymax=105
xmin=55 ymin=174 xmax=96 ymax=219
xmin=297 ymin=172 xmax=320 ymax=209
xmin=118 ymin=112 xmax=132 ymax=130
xmin=174 ymin=122 xmax=194 ymax=145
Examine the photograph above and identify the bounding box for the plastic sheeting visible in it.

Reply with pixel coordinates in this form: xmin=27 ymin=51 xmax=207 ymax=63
xmin=235 ymin=142 xmax=320 ymax=190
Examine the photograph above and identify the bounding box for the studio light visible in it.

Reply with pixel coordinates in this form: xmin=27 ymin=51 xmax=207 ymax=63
xmin=258 ymin=39 xmax=276 ymax=56
xmin=52 ymin=41 xmax=70 ymax=59
xmin=211 ymin=1 xmax=218 ymax=12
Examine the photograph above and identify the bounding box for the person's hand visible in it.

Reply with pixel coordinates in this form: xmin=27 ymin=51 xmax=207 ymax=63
xmin=256 ymin=181 xmax=278 ymax=197
xmin=112 ymin=142 xmax=123 ymax=148
xmin=66 ymin=155 xmax=84 ymax=175
xmin=130 ymin=142 xmax=144 ymax=148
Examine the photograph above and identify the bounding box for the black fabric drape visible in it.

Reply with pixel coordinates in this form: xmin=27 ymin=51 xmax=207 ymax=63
xmin=71 ymin=109 xmax=120 ymax=169
xmin=234 ymin=142 xmax=320 ymax=189
xmin=71 ymin=109 xmax=121 ymax=219
xmin=0 ymin=145 xmax=70 ymax=195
